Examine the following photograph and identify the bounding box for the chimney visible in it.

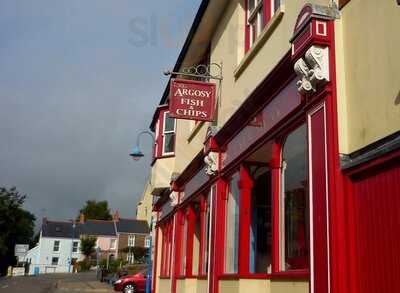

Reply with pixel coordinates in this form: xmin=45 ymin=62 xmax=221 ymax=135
xmin=113 ymin=211 xmax=120 ymax=222
xmin=79 ymin=213 xmax=85 ymax=224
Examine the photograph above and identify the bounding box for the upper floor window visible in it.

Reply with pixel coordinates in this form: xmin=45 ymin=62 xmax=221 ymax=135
xmin=246 ymin=0 xmax=282 ymax=50
xmin=110 ymin=239 xmax=116 ymax=250
xmin=280 ymin=124 xmax=309 ymax=271
xmin=162 ymin=111 xmax=176 ymax=155
xmin=53 ymin=240 xmax=60 ymax=252
xmin=145 ymin=236 xmax=151 ymax=248
xmin=154 ymin=107 xmax=176 ymax=159
xmin=72 ymin=241 xmax=79 ymax=253
xmin=128 ymin=235 xmax=135 ymax=247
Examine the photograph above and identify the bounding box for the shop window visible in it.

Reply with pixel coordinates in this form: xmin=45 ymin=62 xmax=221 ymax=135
xmin=200 ymin=193 xmax=210 ymax=275
xmin=192 ymin=204 xmax=201 ymax=275
xmin=280 ymin=124 xmax=309 ymax=271
xmin=162 ymin=112 xmax=176 ymax=155
xmin=225 ymin=173 xmax=240 ymax=273
xmin=246 ymin=0 xmax=282 ymax=50
xmin=249 ymin=167 xmax=272 ymax=274
xmin=160 ymin=221 xmax=173 ymax=277
xmin=180 ymin=210 xmax=188 ymax=275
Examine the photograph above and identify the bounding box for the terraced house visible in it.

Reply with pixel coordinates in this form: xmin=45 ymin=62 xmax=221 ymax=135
xmin=138 ymin=1 xmax=400 ymax=293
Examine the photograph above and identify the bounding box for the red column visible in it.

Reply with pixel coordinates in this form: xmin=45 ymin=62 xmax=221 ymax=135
xmin=238 ymin=165 xmax=254 ymax=275
xmin=270 ymin=141 xmax=281 ymax=273
xmin=198 ymin=196 xmax=207 ymax=275
xmin=185 ymin=205 xmax=196 ymax=277
xmin=209 ymin=179 xmax=227 ymax=293
xmin=171 ymin=210 xmax=183 ymax=293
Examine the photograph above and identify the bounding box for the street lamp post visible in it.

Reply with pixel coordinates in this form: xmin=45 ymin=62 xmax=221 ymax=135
xmin=129 ymin=130 xmax=155 ymax=293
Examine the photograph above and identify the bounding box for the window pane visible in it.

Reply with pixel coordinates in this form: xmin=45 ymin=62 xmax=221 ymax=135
xmin=225 ymin=173 xmax=240 ymax=273
xmin=282 ymin=124 xmax=309 ymax=271
xmin=250 ymin=168 xmax=272 ymax=274
xmin=163 ymin=133 xmax=175 ymax=154
xmin=248 ymin=0 xmax=255 ymax=13
xmin=181 ymin=212 xmax=188 ymax=275
xmin=274 ymin=0 xmax=281 ymax=13
xmin=193 ymin=205 xmax=201 ymax=275
xmin=202 ymin=194 xmax=210 ymax=275
xmin=164 ymin=113 xmax=175 ymax=132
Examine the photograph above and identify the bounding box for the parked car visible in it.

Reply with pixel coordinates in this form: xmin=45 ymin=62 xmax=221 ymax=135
xmin=113 ymin=272 xmax=146 ymax=293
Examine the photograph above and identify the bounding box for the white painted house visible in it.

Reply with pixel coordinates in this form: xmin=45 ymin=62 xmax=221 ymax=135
xmin=25 ymin=219 xmax=82 ymax=275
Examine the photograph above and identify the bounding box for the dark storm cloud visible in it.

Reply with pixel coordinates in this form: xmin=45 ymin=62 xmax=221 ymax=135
xmin=0 ymin=0 xmax=201 ymax=226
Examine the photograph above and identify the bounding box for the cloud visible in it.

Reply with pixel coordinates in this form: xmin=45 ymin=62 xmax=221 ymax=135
xmin=0 ymin=0 xmax=201 ymax=227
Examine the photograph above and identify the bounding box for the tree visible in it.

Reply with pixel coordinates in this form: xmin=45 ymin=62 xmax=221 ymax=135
xmin=0 ymin=187 xmax=35 ymax=276
xmin=78 ymin=200 xmax=112 ymax=221
xmin=80 ymin=236 xmax=97 ymax=259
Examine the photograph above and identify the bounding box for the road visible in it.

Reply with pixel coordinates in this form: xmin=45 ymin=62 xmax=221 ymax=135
xmin=0 ymin=272 xmax=113 ymax=293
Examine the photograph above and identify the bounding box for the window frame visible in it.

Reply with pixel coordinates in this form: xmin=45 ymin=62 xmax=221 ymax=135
xmin=162 ymin=111 xmax=176 ymax=156
xmin=224 ymin=172 xmax=241 ymax=274
xmin=51 ymin=257 xmax=59 ymax=266
xmin=72 ymin=241 xmax=79 ymax=253
xmin=245 ymin=0 xmax=282 ymax=52
xmin=128 ymin=235 xmax=136 ymax=247
xmin=53 ymin=240 xmax=60 ymax=252
xmin=279 ymin=123 xmax=310 ymax=272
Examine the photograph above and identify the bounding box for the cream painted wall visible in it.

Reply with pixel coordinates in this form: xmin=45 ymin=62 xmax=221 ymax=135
xmin=219 ymin=279 xmax=308 ymax=293
xmin=150 ymin=157 xmax=175 ymax=190
xmin=158 ymin=279 xmax=172 ymax=293
xmin=239 ymin=279 xmax=270 ymax=293
xmin=219 ymin=280 xmax=239 ymax=293
xmin=336 ymin=0 xmax=400 ymax=153
xmin=136 ymin=180 xmax=152 ymax=224
xmin=270 ymin=280 xmax=309 ymax=293
xmin=210 ymin=0 xmax=330 ymax=128
xmin=168 ymin=0 xmax=332 ymax=177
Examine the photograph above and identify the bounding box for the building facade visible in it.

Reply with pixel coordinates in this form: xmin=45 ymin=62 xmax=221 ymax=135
xmin=25 ymin=219 xmax=81 ymax=275
xmin=25 ymin=214 xmax=149 ymax=275
xmin=140 ymin=1 xmax=400 ymax=293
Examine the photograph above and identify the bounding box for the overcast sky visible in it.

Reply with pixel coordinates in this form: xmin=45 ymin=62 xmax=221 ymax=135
xmin=0 ymin=0 xmax=201 ymax=227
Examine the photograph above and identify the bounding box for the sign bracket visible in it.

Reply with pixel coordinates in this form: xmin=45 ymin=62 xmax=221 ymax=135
xmin=163 ymin=63 xmax=223 ymax=81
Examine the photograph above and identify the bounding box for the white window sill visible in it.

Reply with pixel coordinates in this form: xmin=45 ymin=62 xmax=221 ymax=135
xmin=234 ymin=5 xmax=285 ymax=79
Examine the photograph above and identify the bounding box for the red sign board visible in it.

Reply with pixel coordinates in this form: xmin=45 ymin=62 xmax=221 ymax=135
xmin=169 ymin=79 xmax=216 ymax=122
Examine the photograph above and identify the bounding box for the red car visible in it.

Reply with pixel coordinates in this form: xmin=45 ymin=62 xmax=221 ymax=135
xmin=113 ymin=272 xmax=147 ymax=293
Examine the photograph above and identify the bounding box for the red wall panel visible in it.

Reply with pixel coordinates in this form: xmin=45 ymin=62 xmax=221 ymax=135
xmin=351 ymin=162 xmax=400 ymax=293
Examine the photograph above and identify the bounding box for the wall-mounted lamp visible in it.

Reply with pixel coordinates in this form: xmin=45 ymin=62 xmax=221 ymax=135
xmin=129 ymin=130 xmax=155 ymax=161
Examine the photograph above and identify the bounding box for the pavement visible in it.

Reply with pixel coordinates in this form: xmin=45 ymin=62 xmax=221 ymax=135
xmin=0 ymin=272 xmax=114 ymax=293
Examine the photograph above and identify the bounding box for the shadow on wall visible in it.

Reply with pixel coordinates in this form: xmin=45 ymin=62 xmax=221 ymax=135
xmin=395 ymin=89 xmax=400 ymax=106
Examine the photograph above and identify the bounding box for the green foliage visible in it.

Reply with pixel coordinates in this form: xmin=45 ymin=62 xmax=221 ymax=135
xmin=99 ymin=258 xmax=126 ymax=273
xmin=78 ymin=200 xmax=112 ymax=220
xmin=80 ymin=236 xmax=97 ymax=259
xmin=0 ymin=187 xmax=35 ymax=276
xmin=77 ymin=260 xmax=92 ymax=272
xmin=132 ymin=246 xmax=148 ymax=263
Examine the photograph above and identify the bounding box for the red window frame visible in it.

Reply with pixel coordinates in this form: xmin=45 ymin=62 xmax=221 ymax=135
xmin=160 ymin=219 xmax=173 ymax=277
xmin=153 ymin=106 xmax=176 ymax=161
xmin=220 ymin=132 xmax=310 ymax=279
xmin=244 ymin=0 xmax=281 ymax=52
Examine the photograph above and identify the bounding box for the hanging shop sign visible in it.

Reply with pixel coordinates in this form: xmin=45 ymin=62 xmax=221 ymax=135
xmin=169 ymin=79 xmax=216 ymax=122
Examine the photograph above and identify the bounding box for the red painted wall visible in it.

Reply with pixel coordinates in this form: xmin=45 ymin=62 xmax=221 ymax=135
xmin=350 ymin=161 xmax=400 ymax=293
